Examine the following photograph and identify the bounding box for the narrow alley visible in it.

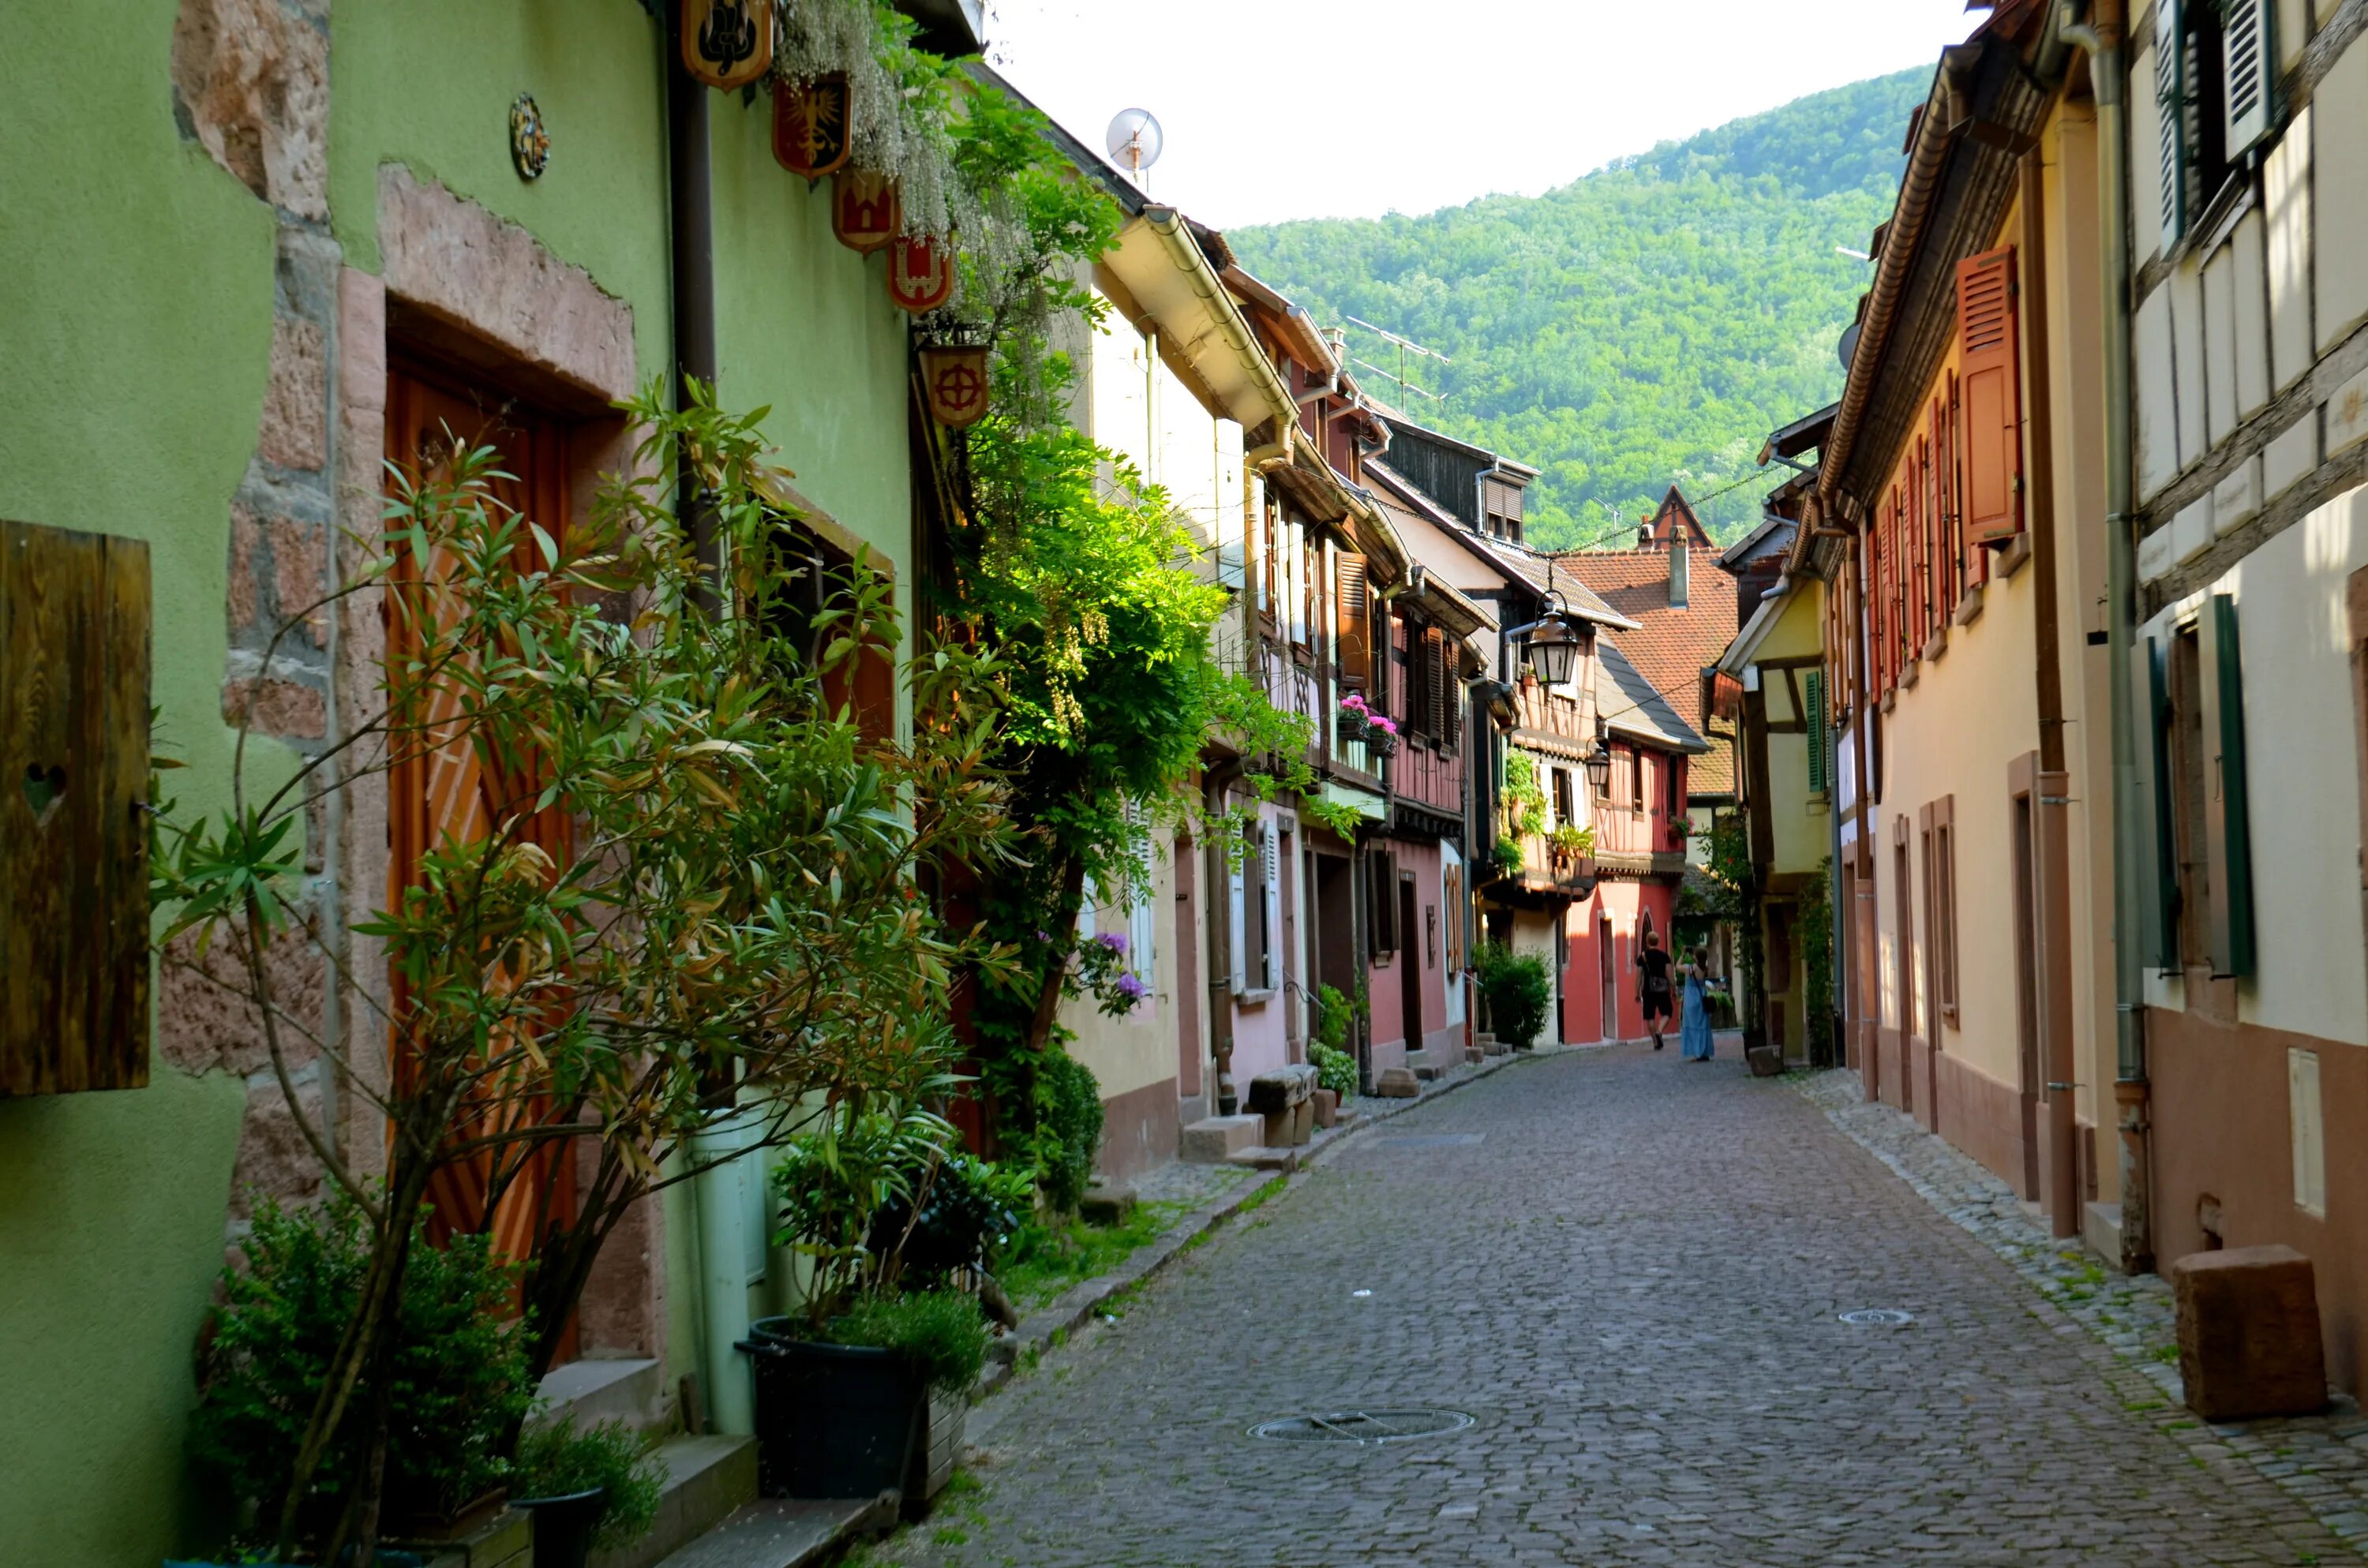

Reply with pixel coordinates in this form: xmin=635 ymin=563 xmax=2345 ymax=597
xmin=888 ymin=1047 xmax=2346 ymax=1568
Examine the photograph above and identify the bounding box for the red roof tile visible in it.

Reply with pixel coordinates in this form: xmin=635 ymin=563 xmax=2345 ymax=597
xmin=1553 ymin=548 xmax=1740 ymax=797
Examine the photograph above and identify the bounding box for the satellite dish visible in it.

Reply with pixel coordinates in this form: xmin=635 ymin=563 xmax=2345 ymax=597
xmin=1838 ymin=320 xmax=1862 ymax=373
xmin=1105 ymin=108 xmax=1163 ymax=178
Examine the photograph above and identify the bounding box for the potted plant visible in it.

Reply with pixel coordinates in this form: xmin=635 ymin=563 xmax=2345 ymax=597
xmin=1366 ymin=713 xmax=1400 ymax=758
xmin=1336 ymin=694 xmax=1372 ymax=747
xmin=1493 ymin=834 xmax=1524 ymax=878
xmin=508 ymin=1417 xmax=665 ymax=1568
xmin=1548 ymin=824 xmax=1594 ymax=865
xmin=748 ymin=1101 xmax=996 ymax=1503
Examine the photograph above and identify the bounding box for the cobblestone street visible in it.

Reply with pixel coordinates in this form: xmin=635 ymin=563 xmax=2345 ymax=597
xmin=890 ymin=1045 xmax=2352 ymax=1567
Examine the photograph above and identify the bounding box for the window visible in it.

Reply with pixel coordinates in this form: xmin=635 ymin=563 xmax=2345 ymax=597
xmin=1920 ymin=796 xmax=1958 ymax=1021
xmin=1444 ymin=864 xmax=1463 ymax=978
xmin=2147 ymin=597 xmax=2256 ymax=977
xmin=1552 ymin=766 xmax=1575 ymax=829
xmin=1631 ymin=747 xmax=1647 ymax=813
xmin=1407 ymin=621 xmax=1435 ymax=737
xmin=1232 ymin=817 xmax=1280 ymax=995
xmin=1260 ymin=499 xmax=1280 ymax=620
xmin=1336 ymin=554 xmax=1370 ymax=691
xmin=1664 ymin=750 xmax=1681 ymax=820
xmin=1367 ymin=846 xmax=1399 ymax=957
xmin=2155 ymin=0 xmax=2260 ymax=252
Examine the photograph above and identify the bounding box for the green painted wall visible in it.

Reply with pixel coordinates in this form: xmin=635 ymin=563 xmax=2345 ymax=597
xmin=0 ymin=2 xmax=287 ymax=1562
xmin=2 ymin=3 xmax=923 ymax=1558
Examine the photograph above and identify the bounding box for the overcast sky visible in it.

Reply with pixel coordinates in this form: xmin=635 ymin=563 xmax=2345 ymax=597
xmin=985 ymin=0 xmax=1980 ymax=229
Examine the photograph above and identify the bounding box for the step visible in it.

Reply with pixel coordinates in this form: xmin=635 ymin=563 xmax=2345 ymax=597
xmin=534 ymin=1356 xmax=665 ymax=1432
xmin=647 ymin=1495 xmax=897 ymax=1568
xmin=590 ymin=1435 xmax=759 ymax=1568
xmin=1179 ymin=1113 xmax=1263 ymax=1162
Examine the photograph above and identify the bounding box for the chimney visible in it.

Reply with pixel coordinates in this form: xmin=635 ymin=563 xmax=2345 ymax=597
xmin=1669 ymin=530 xmax=1689 ymax=609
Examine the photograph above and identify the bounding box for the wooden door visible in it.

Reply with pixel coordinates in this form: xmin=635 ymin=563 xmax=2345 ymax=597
xmin=1397 ymin=877 xmax=1420 ymax=1055
xmin=384 ymin=363 xmax=579 ymax=1349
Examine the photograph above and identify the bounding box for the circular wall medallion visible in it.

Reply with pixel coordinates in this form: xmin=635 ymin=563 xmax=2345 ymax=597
xmin=1248 ymin=1409 xmax=1474 ymax=1445
xmin=510 ymin=94 xmax=551 ymax=181
xmin=1838 ymin=1308 xmax=1916 ymax=1327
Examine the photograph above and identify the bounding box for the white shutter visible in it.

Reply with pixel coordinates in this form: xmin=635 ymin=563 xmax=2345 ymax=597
xmin=1130 ymin=875 xmax=1156 ymax=987
xmin=2157 ymin=0 xmax=2186 ymax=253
xmin=2224 ymin=0 xmax=2273 ymax=155
xmin=1261 ymin=823 xmax=1283 ymax=991
xmin=1229 ymin=823 xmax=1248 ymax=996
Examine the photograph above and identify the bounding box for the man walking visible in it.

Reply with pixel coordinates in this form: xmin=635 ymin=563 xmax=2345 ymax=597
xmin=1638 ymin=930 xmax=1674 ymax=1050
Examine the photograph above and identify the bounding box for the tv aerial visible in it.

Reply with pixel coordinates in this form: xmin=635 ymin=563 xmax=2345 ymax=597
xmin=1106 ymin=108 xmax=1163 ymax=190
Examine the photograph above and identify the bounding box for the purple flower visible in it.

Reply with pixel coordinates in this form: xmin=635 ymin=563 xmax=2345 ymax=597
xmin=1115 ymin=973 xmax=1149 ymax=1001
xmin=1092 ymin=932 xmax=1128 ymax=955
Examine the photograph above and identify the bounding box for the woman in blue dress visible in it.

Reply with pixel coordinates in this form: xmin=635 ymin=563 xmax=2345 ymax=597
xmin=1679 ymin=945 xmax=1717 ymax=1061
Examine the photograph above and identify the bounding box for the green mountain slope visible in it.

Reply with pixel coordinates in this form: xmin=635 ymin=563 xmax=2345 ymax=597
xmin=1227 ymin=67 xmax=1928 ymax=549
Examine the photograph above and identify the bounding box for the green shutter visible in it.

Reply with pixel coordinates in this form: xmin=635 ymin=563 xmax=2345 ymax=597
xmin=2156 ymin=0 xmax=2187 ymax=253
xmin=2204 ymin=594 xmax=2256 ymax=977
xmin=1804 ymin=669 xmax=1827 ymax=793
xmin=2146 ymin=636 xmax=2183 ymax=971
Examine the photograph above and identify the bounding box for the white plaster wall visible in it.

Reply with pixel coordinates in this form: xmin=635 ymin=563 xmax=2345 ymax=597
xmin=1089 ymin=299 xmax=1152 ymax=478
xmin=2277 ymin=0 xmax=2310 ymax=70
xmin=2205 ymin=243 xmax=2239 ymax=448
xmin=2138 ymin=483 xmax=2368 ymax=1048
xmin=1061 ymin=830 xmax=1181 ymax=1102
xmin=2137 ymin=287 xmax=2181 ymax=500
xmin=2232 ymin=211 xmax=2272 ymax=422
xmin=2316 ymin=34 xmax=2368 ymax=355
xmin=2266 ymin=107 xmax=2314 ymax=392
xmin=2172 ymin=259 xmax=2208 ymax=470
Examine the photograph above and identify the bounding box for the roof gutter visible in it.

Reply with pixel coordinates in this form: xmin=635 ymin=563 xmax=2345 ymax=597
xmin=1141 ymin=207 xmax=1298 ymax=435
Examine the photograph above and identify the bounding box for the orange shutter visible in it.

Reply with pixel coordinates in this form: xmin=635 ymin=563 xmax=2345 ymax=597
xmin=1336 ymin=554 xmax=1370 ymax=691
xmin=1958 ymin=245 xmax=2022 ymax=544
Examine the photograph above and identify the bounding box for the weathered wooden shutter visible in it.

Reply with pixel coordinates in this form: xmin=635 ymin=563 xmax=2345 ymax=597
xmin=1229 ymin=818 xmax=1248 ymax=994
xmin=1805 ymin=670 xmax=1827 ymax=792
xmin=1428 ymin=627 xmax=1450 ymax=738
xmin=2156 ymin=0 xmax=2188 ymax=253
xmin=2224 ymin=0 xmax=2273 ymax=155
xmin=2 ymin=519 xmax=152 ymax=1097
xmin=1958 ymin=246 xmax=2023 ymax=544
xmin=2143 ymin=637 xmax=2183 ymax=971
xmin=1336 ymin=555 xmax=1369 ymax=690
xmin=1443 ymin=637 xmax=1463 ymax=747
xmin=1369 ymin=601 xmax=1392 ymax=718
xmin=2201 ymin=594 xmax=2256 ymax=976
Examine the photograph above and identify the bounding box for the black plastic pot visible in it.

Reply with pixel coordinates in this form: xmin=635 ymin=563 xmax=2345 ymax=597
xmin=514 ymin=1487 xmax=605 ymax=1568
xmin=740 ymin=1322 xmax=924 ymax=1499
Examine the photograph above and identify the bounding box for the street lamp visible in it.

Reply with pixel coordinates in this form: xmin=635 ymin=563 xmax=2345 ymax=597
xmin=1523 ymin=617 xmax=1585 ymax=687
xmin=1584 ymin=720 xmax=1614 ymax=795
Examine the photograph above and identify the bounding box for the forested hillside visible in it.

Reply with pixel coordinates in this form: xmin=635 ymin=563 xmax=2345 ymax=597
xmin=1227 ymin=67 xmax=1928 ymax=548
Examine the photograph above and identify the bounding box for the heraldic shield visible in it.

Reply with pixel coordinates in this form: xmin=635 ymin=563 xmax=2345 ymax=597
xmin=772 ymin=71 xmax=850 ymax=179
xmin=832 ymin=170 xmax=901 ymax=254
xmin=680 ymin=0 xmax=774 ymax=91
xmin=889 ymin=236 xmax=954 ymax=314
xmin=920 ymin=345 xmax=991 ymax=428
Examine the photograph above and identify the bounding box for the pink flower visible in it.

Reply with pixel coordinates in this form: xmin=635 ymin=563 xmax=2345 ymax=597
xmin=1340 ymin=694 xmax=1368 ymax=713
xmin=1369 ymin=714 xmax=1399 ymax=735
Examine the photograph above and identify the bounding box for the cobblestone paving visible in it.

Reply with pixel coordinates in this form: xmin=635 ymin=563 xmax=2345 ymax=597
xmin=886 ymin=1045 xmax=2355 ymax=1567
xmin=1797 ymin=1066 xmax=2368 ymax=1551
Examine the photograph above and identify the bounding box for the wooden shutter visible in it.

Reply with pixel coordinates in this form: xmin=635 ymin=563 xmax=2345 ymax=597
xmin=2201 ymin=594 xmax=2256 ymax=976
xmin=2 ymin=519 xmax=151 ymax=1097
xmin=1370 ymin=600 xmax=1392 ymax=718
xmin=1958 ymin=245 xmax=2024 ymax=544
xmin=2156 ymin=0 xmax=2187 ymax=253
xmin=1261 ymin=821 xmax=1283 ymax=990
xmin=1444 ymin=638 xmax=1463 ymax=746
xmin=1368 ymin=847 xmax=1397 ymax=956
xmin=2142 ymin=637 xmax=2183 ymax=971
xmin=1428 ymin=627 xmax=1449 ymax=739
xmin=1336 ymin=555 xmax=1369 ymax=690
xmin=2224 ymin=0 xmax=2273 ymax=155
xmin=1229 ymin=819 xmax=1249 ymax=994
xmin=1805 ymin=670 xmax=1827 ymax=792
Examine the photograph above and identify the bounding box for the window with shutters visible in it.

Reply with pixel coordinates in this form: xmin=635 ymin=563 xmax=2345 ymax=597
xmin=2199 ymin=594 xmax=2255 ymax=976
xmin=1443 ymin=637 xmax=1463 ymax=747
xmin=1631 ymin=747 xmax=1647 ymax=813
xmin=1336 ymin=555 xmax=1370 ymax=692
xmin=1552 ymin=766 xmax=1574 ymax=829
xmin=2164 ymin=623 xmax=2215 ymax=971
xmin=1958 ymin=245 xmax=2024 ymax=545
xmin=2224 ymin=0 xmax=2274 ymax=155
xmin=1805 ymin=670 xmax=1828 ymax=793
xmin=2156 ymin=0 xmax=2243 ymax=253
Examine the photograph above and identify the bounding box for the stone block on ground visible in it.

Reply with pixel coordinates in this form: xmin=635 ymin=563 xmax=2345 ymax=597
xmin=1245 ymin=1063 xmax=1317 ymax=1112
xmin=1289 ymin=1100 xmax=1313 ymax=1146
xmin=1179 ymin=1113 xmax=1264 ymax=1162
xmin=1466 ymin=1044 xmax=1486 ymax=1064
xmin=1375 ymin=1067 xmax=1420 ymax=1098
xmin=1224 ymin=1146 xmax=1298 ymax=1173
xmin=1747 ymin=1046 xmax=1783 ymax=1077
xmin=2170 ymin=1244 xmax=2328 ymax=1421
xmin=1311 ymin=1087 xmax=1339 ymax=1128
xmin=1080 ymin=1186 xmax=1138 ymax=1226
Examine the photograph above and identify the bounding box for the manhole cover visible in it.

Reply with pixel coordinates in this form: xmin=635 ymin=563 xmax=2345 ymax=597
xmin=1838 ymin=1308 xmax=1916 ymax=1326
xmin=1249 ymin=1409 xmax=1475 ymax=1444
xmin=1377 ymin=1133 xmax=1486 ymax=1149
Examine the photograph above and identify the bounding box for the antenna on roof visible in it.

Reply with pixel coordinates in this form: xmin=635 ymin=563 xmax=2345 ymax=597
xmin=1343 ymin=316 xmax=1451 ymax=407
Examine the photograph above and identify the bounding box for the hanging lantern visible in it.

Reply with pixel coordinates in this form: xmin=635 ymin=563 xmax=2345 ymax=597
xmin=771 ymin=72 xmax=849 ymax=179
xmin=920 ymin=345 xmax=991 ymax=428
xmin=888 ymin=235 xmax=955 ymax=314
xmin=680 ymin=0 xmax=774 ymax=91
xmin=831 ymin=170 xmax=900 ymax=254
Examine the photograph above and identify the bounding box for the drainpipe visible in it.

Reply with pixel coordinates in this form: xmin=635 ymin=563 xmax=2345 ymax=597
xmin=666 ymin=4 xmax=720 ymax=605
xmin=2060 ymin=0 xmax=2152 ymax=1274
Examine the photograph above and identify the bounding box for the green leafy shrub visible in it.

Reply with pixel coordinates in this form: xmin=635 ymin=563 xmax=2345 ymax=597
xmin=867 ymin=1151 xmax=1036 ymax=1286
xmin=511 ymin=1416 xmax=665 ymax=1549
xmin=1036 ymin=1050 xmax=1104 ymax=1212
xmin=192 ymin=1195 xmax=533 ymax=1543
xmin=1307 ymin=1042 xmax=1358 ymax=1099
xmin=1312 ymin=983 xmax=1362 ymax=1053
xmin=1473 ymin=943 xmax=1551 ymax=1049
xmin=774 ymin=1102 xmax=958 ymax=1327
xmin=832 ymin=1289 xmax=992 ymax=1392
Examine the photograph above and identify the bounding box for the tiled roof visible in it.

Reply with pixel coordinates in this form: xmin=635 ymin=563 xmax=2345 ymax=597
xmin=1556 ymin=548 xmax=1740 ymax=796
xmin=1363 ymin=458 xmax=1636 ymax=631
xmin=1597 ymin=641 xmax=1707 ymax=754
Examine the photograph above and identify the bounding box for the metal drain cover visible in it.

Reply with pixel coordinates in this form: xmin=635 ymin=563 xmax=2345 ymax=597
xmin=1250 ymin=1409 xmax=1475 ymax=1444
xmin=1838 ymin=1308 xmax=1916 ymax=1326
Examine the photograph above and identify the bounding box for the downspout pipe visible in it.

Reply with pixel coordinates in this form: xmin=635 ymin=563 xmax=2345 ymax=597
xmin=2060 ymin=0 xmax=2152 ymax=1274
xmin=667 ymin=4 xmax=720 ymax=608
